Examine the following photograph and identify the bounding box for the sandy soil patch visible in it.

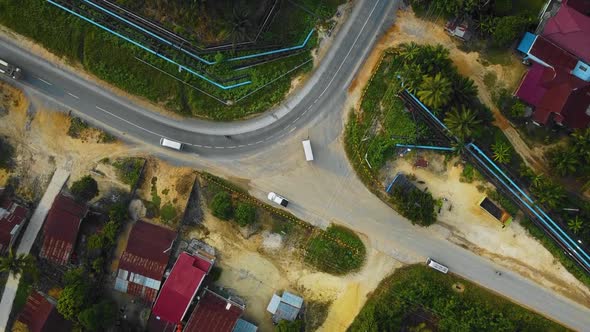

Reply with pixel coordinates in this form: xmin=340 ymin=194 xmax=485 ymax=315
xmin=385 ymin=154 xmax=590 ymax=306
xmin=190 ymin=211 xmax=399 ymax=331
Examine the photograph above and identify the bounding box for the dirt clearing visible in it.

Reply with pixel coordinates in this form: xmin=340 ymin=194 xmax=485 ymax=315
xmin=189 ymin=211 xmax=400 ymax=332
xmin=383 ymin=154 xmax=590 ymax=306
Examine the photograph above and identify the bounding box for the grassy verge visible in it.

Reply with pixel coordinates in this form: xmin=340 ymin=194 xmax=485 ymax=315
xmin=520 ymin=218 xmax=590 ymax=287
xmin=200 ymin=173 xmax=366 ymax=275
xmin=348 ymin=265 xmax=567 ymax=331
xmin=305 ymin=225 xmax=366 ymax=275
xmin=12 ymin=276 xmax=34 ymax=314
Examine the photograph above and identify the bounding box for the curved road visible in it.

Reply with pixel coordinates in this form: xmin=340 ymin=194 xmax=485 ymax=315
xmin=0 ymin=0 xmax=393 ymax=158
xmin=1 ymin=0 xmax=590 ymax=330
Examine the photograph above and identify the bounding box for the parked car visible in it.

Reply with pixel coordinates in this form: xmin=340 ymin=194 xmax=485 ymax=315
xmin=267 ymin=192 xmax=289 ymax=207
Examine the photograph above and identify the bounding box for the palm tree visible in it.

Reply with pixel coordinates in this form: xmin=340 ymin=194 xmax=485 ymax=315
xmin=568 ymin=216 xmax=584 ymax=234
xmin=230 ymin=3 xmax=252 ymax=50
xmin=532 ymin=180 xmax=565 ymax=209
xmin=444 ymin=106 xmax=482 ymax=140
xmin=492 ymin=141 xmax=512 ymax=164
xmin=398 ymin=63 xmax=423 ymax=93
xmin=452 ymin=76 xmax=478 ymax=106
xmin=398 ymin=42 xmax=421 ymax=62
xmin=0 ymin=249 xmax=36 ymax=277
xmin=417 ymin=73 xmax=452 ymax=109
xmin=550 ymin=149 xmax=579 ymax=176
xmin=478 ymin=16 xmax=497 ymax=36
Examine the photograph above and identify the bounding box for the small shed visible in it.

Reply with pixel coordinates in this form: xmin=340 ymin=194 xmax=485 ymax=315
xmin=445 ymin=17 xmax=473 ymax=41
xmin=266 ymin=291 xmax=304 ymax=323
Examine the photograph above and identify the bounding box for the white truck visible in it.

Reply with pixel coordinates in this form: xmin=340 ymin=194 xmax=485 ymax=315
xmin=267 ymin=192 xmax=289 ymax=207
xmin=0 ymin=59 xmax=22 ymax=79
xmin=302 ymin=139 xmax=314 ymax=161
xmin=160 ymin=138 xmax=183 ymax=150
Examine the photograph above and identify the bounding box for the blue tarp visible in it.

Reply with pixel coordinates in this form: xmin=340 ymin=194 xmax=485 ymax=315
xmin=517 ymin=32 xmax=537 ymax=54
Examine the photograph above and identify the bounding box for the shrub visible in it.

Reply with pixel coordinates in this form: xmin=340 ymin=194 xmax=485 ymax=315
xmin=306 ymin=225 xmax=366 ymax=275
xmin=0 ymin=137 xmax=14 ymax=170
xmin=113 ymin=158 xmax=143 ymax=187
xmin=87 ymin=234 xmax=104 ymax=251
xmin=70 ymin=175 xmax=99 ymax=202
xmin=160 ymin=203 xmax=177 ymax=223
xmin=210 ymin=191 xmax=233 ymax=220
xmin=390 ymin=186 xmax=436 ymax=226
xmin=493 ymin=15 xmax=533 ymax=47
xmin=235 ymin=203 xmax=256 ymax=227
xmin=67 ymin=117 xmax=89 ymax=139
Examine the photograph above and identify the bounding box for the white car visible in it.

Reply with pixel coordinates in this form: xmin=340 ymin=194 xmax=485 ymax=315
xmin=267 ymin=192 xmax=289 ymax=207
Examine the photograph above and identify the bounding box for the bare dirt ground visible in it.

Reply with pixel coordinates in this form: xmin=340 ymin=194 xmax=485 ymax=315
xmin=383 ymin=154 xmax=590 ymax=306
xmin=189 ymin=211 xmax=400 ymax=332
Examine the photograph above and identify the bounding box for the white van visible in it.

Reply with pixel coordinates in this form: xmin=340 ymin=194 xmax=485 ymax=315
xmin=426 ymin=258 xmax=449 ymax=274
xmin=160 ymin=138 xmax=183 ymax=150
xmin=302 ymin=139 xmax=314 ymax=161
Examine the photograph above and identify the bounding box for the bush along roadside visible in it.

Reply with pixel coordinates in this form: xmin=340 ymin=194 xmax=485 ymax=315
xmin=200 ymin=172 xmax=367 ymax=275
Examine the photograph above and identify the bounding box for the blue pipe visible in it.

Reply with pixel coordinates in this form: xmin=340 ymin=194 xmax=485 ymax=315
xmin=406 ymin=92 xmax=449 ymax=132
xmin=395 ymin=144 xmax=455 ymax=151
xmin=467 ymin=146 xmax=590 ymax=269
xmin=386 ymin=173 xmax=401 ymax=193
xmin=82 ymin=0 xmax=215 ymax=65
xmin=46 ymin=0 xmax=251 ymax=90
xmin=228 ymin=30 xmax=315 ymax=62
xmin=469 ymin=143 xmax=533 ymax=204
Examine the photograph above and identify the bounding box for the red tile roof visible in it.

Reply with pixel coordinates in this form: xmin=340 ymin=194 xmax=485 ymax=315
xmin=16 ymin=291 xmax=71 ymax=332
xmin=542 ymin=2 xmax=590 ymax=63
xmin=151 ymin=253 xmax=210 ymax=325
xmin=184 ymin=289 xmax=243 ymax=332
xmin=40 ymin=194 xmax=87 ymax=265
xmin=116 ymin=220 xmax=176 ymax=303
xmin=0 ymin=197 xmax=27 ymax=253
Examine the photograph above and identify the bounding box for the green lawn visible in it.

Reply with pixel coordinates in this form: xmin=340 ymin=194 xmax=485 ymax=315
xmin=305 ymin=225 xmax=366 ymax=275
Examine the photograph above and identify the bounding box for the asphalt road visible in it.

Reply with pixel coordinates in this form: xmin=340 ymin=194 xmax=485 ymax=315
xmin=1 ymin=0 xmax=590 ymax=329
xmin=0 ymin=0 xmax=394 ymax=159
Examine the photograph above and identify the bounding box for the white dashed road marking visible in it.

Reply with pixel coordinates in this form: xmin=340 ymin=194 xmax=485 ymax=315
xmin=67 ymin=92 xmax=79 ymax=99
xmin=37 ymin=77 xmax=52 ymax=86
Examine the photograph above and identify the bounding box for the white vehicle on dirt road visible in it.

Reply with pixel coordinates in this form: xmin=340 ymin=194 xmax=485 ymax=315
xmin=267 ymin=192 xmax=289 ymax=207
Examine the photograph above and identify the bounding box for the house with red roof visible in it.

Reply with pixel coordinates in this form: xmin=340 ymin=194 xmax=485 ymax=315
xmin=15 ymin=291 xmax=71 ymax=332
xmin=39 ymin=194 xmax=88 ymax=265
xmin=0 ymin=193 xmax=28 ymax=254
xmin=148 ymin=251 xmax=214 ymax=332
xmin=515 ymin=0 xmax=590 ymax=129
xmin=114 ymin=220 xmax=177 ymax=304
xmin=183 ymin=288 xmax=248 ymax=332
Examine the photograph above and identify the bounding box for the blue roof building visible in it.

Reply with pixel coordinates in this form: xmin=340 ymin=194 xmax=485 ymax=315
xmin=266 ymin=291 xmax=304 ymax=323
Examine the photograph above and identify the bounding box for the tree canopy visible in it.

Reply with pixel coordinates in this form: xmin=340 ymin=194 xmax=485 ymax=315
xmin=211 ymin=191 xmax=233 ymax=220
xmin=70 ymin=175 xmax=99 ymax=202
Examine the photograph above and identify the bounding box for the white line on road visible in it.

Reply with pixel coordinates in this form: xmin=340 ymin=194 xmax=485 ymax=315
xmin=36 ymin=77 xmax=52 ymax=86
xmin=289 ymin=126 xmax=297 ymax=133
xmin=67 ymin=92 xmax=80 ymax=99
xmin=96 ymin=106 xmax=162 ymax=137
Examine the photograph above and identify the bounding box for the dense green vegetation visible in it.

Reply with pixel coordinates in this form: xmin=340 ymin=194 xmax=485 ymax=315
xmin=410 ymin=0 xmax=537 ymax=47
xmin=305 ymin=225 xmax=366 ymax=275
xmin=0 ymin=0 xmax=339 ymax=119
xmin=0 ymin=137 xmax=14 ymax=170
xmin=210 ymin=191 xmax=234 ymax=220
xmin=67 ymin=117 xmax=90 ymax=139
xmin=70 ymin=175 xmax=99 ymax=202
xmin=235 ymin=202 xmax=256 ymax=227
xmin=348 ymin=265 xmax=567 ymax=332
xmin=390 ymin=186 xmax=437 ymax=226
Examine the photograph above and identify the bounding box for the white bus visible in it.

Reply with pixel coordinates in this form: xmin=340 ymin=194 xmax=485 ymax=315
xmin=160 ymin=138 xmax=183 ymax=150
xmin=426 ymin=258 xmax=449 ymax=274
xmin=302 ymin=139 xmax=314 ymax=161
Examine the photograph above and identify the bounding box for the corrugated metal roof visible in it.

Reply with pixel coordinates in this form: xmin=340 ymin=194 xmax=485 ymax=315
xmin=266 ymin=294 xmax=281 ymax=314
xmin=281 ymin=292 xmax=303 ymax=309
xmin=16 ymin=291 xmax=71 ymax=332
xmin=40 ymin=194 xmax=87 ymax=265
xmin=184 ymin=289 xmax=244 ymax=332
xmin=274 ymin=302 xmax=300 ymax=322
xmin=517 ymin=32 xmax=536 ymax=54
xmin=232 ymin=319 xmax=258 ymax=332
xmin=0 ymin=197 xmax=27 ymax=253
xmin=543 ymin=2 xmax=590 ymax=64
xmin=151 ymin=252 xmax=209 ymax=324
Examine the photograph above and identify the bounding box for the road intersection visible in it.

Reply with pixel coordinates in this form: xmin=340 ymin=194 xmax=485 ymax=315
xmin=1 ymin=0 xmax=589 ymax=329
